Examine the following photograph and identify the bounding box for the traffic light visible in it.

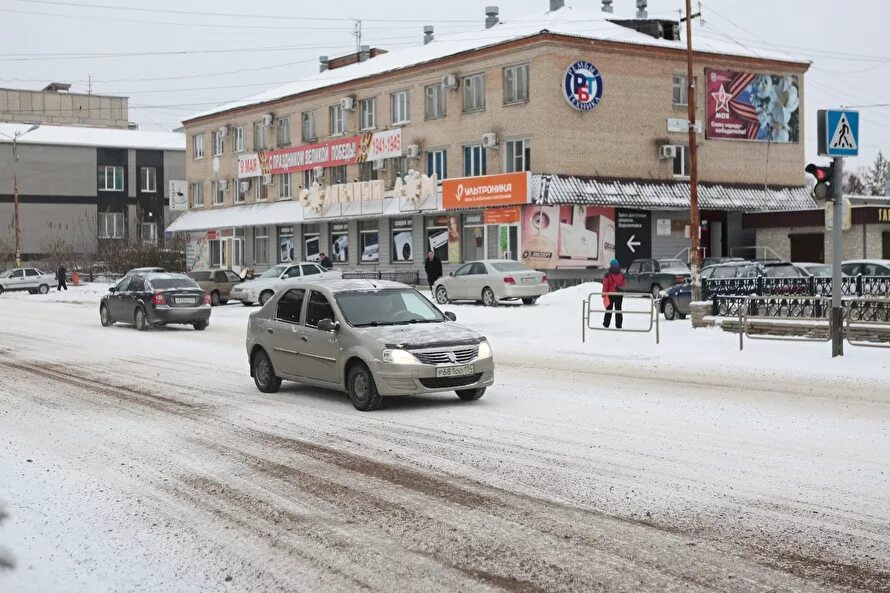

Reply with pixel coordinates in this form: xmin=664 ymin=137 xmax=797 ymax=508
xmin=806 ymin=162 xmax=835 ymax=200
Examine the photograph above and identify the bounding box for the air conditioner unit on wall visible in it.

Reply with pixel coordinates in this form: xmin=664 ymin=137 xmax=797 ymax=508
xmin=239 ymin=181 xmax=250 ymax=192
xmin=218 ymin=126 xmax=228 ymax=138
xmin=442 ymin=74 xmax=458 ymax=90
xmin=659 ymin=144 xmax=678 ymax=159
xmin=340 ymin=96 xmax=355 ymax=111
xmin=406 ymin=144 xmax=421 ymax=158
xmin=482 ymin=133 xmax=498 ymax=148
xmin=262 ymin=114 xmax=274 ymax=126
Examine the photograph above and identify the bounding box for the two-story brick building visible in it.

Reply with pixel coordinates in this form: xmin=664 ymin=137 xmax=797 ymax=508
xmin=171 ymin=1 xmax=812 ymax=280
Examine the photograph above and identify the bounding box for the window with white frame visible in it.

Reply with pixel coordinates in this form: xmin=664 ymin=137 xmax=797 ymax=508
xmin=212 ymin=180 xmax=226 ymax=205
xmin=212 ymin=129 xmax=224 ymax=156
xmin=463 ymin=144 xmax=486 ymax=177
xmin=329 ymin=165 xmax=347 ymax=185
xmin=140 ymin=222 xmax=158 ymax=244
xmin=427 ymin=149 xmax=447 ymax=180
xmin=360 ymin=98 xmax=376 ymax=130
xmin=302 ymin=169 xmax=316 ymax=189
xmin=672 ymin=74 xmax=688 ymax=106
xmin=192 ymin=134 xmax=204 ymax=159
xmin=425 ymin=82 xmax=445 ymax=119
xmin=329 ymin=104 xmax=345 ymax=136
xmin=190 ymin=181 xmax=204 ymax=208
xmin=277 ymin=117 xmax=291 ymax=146
xmin=504 ymin=64 xmax=529 ymax=104
xmin=391 ymin=90 xmax=410 ymax=124
xmin=255 ymin=179 xmax=266 ymax=201
xmin=235 ymin=178 xmax=247 ymax=203
xmin=505 ymin=139 xmax=530 ymax=173
xmin=97 ymin=166 xmax=124 ymax=191
xmin=463 ymin=73 xmax=485 ymax=112
xmin=233 ymin=126 xmax=244 ymax=152
xmin=254 ymin=227 xmax=269 ymax=264
xmin=98 ymin=212 xmax=125 ymax=239
xmin=673 ymin=145 xmax=691 ymax=177
xmin=140 ymin=167 xmax=157 ymax=193
xmin=302 ymin=111 xmax=317 ymax=141
xmin=391 ymin=156 xmax=409 ymax=185
xmin=277 ymin=173 xmax=292 ymax=199
xmin=253 ymin=121 xmax=265 ymax=150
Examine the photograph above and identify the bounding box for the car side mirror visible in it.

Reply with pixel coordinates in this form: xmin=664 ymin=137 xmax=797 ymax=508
xmin=444 ymin=311 xmax=457 ymax=322
xmin=317 ymin=318 xmax=340 ymax=332
xmin=449 ymin=272 xmax=454 ymax=277
xmin=108 ymin=287 xmax=116 ymax=293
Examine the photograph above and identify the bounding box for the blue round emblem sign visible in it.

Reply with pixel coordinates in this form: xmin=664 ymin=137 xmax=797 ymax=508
xmin=564 ymin=61 xmax=604 ymax=111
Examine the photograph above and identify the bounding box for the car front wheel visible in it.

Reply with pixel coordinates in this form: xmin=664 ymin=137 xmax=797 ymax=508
xmin=100 ymin=305 xmax=114 ymax=327
xmin=663 ymin=298 xmax=677 ymax=320
xmin=435 ymin=286 xmax=449 ymax=305
xmin=347 ymin=363 xmax=383 ymax=411
xmin=252 ymin=350 xmax=281 ymax=393
xmin=456 ymin=388 xmax=486 ymax=401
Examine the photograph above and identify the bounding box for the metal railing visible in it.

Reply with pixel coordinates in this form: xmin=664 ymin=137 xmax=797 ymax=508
xmin=845 ymin=297 xmax=890 ymax=349
xmin=582 ymin=291 xmax=660 ymax=344
xmin=737 ymin=295 xmax=833 ymax=350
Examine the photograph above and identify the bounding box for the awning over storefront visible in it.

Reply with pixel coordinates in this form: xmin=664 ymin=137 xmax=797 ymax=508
xmin=166 ymin=201 xmax=305 ymax=233
xmin=532 ymin=174 xmax=817 ymax=212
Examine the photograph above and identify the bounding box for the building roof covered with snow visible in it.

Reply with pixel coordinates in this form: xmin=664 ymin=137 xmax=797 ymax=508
xmin=0 ymin=122 xmax=185 ymax=151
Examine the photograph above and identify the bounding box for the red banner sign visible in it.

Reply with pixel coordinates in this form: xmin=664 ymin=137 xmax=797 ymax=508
xmin=263 ymin=136 xmax=360 ymax=174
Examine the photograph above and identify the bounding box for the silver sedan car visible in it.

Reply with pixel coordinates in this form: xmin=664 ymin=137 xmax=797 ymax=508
xmin=433 ymin=260 xmax=549 ymax=306
xmin=246 ymin=279 xmax=494 ymax=411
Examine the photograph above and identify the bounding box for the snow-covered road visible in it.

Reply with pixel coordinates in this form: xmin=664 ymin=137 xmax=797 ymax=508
xmin=1 ymin=284 xmax=888 ymax=592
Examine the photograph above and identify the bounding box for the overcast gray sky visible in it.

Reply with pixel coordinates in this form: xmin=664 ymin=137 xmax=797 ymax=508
xmin=2 ymin=0 xmax=889 ymax=172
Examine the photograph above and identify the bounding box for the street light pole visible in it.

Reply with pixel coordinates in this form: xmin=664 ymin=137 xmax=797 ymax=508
xmin=2 ymin=124 xmax=39 ymax=268
xmin=685 ymin=0 xmax=702 ymax=301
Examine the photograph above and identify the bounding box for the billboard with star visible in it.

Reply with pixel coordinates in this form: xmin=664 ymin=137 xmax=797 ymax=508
xmin=705 ymin=69 xmax=800 ymax=143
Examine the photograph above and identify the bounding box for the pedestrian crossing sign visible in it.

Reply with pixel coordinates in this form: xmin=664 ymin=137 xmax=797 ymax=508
xmin=818 ymin=109 xmax=859 ymax=157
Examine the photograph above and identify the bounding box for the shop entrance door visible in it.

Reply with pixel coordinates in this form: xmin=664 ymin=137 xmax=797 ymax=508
xmin=499 ymin=225 xmax=519 ymax=260
xmin=220 ymin=237 xmax=244 ymax=270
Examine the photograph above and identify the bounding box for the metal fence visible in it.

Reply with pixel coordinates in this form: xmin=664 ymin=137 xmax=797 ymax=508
xmin=582 ymin=291 xmax=660 ymax=344
xmin=341 ymin=270 xmax=422 ymax=285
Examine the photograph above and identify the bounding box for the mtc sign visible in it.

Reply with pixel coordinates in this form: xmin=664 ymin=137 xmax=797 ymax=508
xmin=442 ymin=172 xmax=530 ymax=210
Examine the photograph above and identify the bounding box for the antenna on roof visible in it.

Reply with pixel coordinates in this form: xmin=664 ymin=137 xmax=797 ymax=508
xmin=352 ymin=20 xmax=362 ymax=53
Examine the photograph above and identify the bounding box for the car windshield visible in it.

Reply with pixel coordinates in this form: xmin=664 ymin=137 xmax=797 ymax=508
xmin=335 ymin=289 xmax=445 ymax=327
xmin=491 ymin=262 xmax=528 ymax=272
xmin=765 ymin=264 xmax=802 ymax=278
xmin=259 ymin=265 xmax=288 ymax=279
xmin=803 ymin=265 xmax=831 ymax=276
xmin=149 ymin=277 xmax=199 ymax=290
xmin=658 ymin=260 xmax=690 ymax=273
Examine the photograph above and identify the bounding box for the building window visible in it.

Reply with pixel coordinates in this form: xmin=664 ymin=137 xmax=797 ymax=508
xmin=209 ymin=240 xmax=221 ymax=267
xmin=212 ymin=180 xmax=226 ymax=205
xmin=360 ymin=98 xmax=376 ymax=130
xmin=360 ymin=220 xmax=379 ymax=263
xmin=255 ymin=178 xmax=266 ymax=201
xmin=255 ymin=227 xmax=269 ymax=264
xmin=276 ymin=117 xmax=291 ymax=147
xmin=330 ymin=223 xmax=349 ymax=263
xmin=278 ymin=226 xmax=294 ymax=263
xmin=190 ymin=181 xmax=204 ymax=208
xmin=277 ymin=173 xmax=292 ymax=199
xmin=97 ymin=166 xmax=124 ymax=192
xmin=505 ymin=139 xmax=530 ymax=173
xmin=192 ymin=134 xmax=204 ymax=159
xmin=359 ymin=161 xmax=378 ymax=182
xmin=303 ymin=223 xmax=320 ymax=261
xmin=329 ymin=104 xmax=345 ymax=136
xmin=139 ymin=167 xmax=157 ymax=193
xmin=391 ymin=156 xmax=409 ymax=185
xmin=302 ymin=111 xmax=317 ymax=141
xmin=463 ymin=144 xmax=486 ymax=177
xmin=235 ymin=179 xmax=247 ymax=203
xmin=253 ymin=122 xmax=265 ymax=150
xmin=462 ymin=213 xmax=486 ymax=261
xmin=672 ymin=74 xmax=688 ymax=107
xmin=391 ymin=90 xmax=410 ymax=125
xmin=328 ymin=165 xmax=347 ymax=185
xmin=212 ymin=129 xmax=224 ymax=156
xmin=391 ymin=218 xmax=413 ymax=263
xmin=673 ymin=145 xmax=691 ymax=178
xmin=425 ymin=216 xmax=452 ymax=262
xmin=463 ymin=73 xmax=485 ymax=112
xmin=425 ymin=83 xmax=445 ymax=120
xmin=427 ymin=149 xmax=447 ymax=180
xmin=504 ymin=64 xmax=529 ymax=104
xmin=302 ymin=169 xmax=317 ymax=189
xmin=98 ymin=212 xmax=125 ymax=239
xmin=233 ymin=126 xmax=244 ymax=152
xmin=140 ymin=222 xmax=158 ymax=244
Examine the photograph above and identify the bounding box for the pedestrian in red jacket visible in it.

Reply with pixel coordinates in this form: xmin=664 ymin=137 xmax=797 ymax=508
xmin=602 ymin=258 xmax=626 ymax=328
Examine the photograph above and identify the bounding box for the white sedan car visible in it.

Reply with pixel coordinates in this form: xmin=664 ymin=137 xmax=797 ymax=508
xmin=0 ymin=267 xmax=58 ymax=295
xmin=230 ymin=262 xmax=341 ymax=306
xmin=434 ymin=260 xmax=549 ymax=306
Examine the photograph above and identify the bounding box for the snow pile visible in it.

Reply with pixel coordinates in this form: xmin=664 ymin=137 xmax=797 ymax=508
xmin=0 ymin=283 xmax=111 ymax=306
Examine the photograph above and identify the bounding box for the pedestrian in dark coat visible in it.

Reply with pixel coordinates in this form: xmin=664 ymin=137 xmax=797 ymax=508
xmin=318 ymin=253 xmax=334 ymax=270
xmin=424 ymin=251 xmax=443 ymax=291
xmin=601 ymin=258 xmax=625 ymax=328
xmin=56 ymin=264 xmax=68 ymax=291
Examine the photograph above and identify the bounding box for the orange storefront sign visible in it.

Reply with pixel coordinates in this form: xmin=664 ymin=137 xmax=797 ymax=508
xmin=442 ymin=172 xmax=530 ymax=210
xmin=484 ymin=207 xmax=521 ymax=225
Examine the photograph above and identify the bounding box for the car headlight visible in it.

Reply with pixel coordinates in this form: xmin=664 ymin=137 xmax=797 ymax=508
xmin=382 ymin=348 xmax=417 ymax=364
xmin=477 ymin=340 xmax=492 ymax=359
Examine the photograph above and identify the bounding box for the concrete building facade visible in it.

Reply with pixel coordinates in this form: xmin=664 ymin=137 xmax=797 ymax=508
xmin=0 ymin=83 xmax=130 ymax=129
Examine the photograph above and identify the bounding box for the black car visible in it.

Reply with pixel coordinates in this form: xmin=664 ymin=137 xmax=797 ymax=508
xmin=100 ymin=273 xmax=211 ymax=331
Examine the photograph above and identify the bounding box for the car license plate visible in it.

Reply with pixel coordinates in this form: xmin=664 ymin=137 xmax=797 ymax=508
xmin=521 ymin=276 xmax=537 ymax=284
xmin=436 ymin=364 xmax=474 ymax=378
xmin=174 ymin=297 xmax=195 ymax=305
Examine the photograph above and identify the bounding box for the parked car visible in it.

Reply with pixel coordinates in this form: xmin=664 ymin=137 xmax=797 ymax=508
xmin=99 ymin=272 xmax=211 ymax=331
xmin=795 ymin=262 xmax=833 ymax=277
xmin=624 ymin=258 xmax=691 ymax=297
xmin=433 ymin=260 xmax=549 ymax=306
xmin=187 ymin=269 xmax=243 ymax=305
xmin=246 ymin=279 xmax=494 ymax=411
xmin=230 ymin=262 xmax=341 ymax=306
xmin=0 ymin=267 xmax=58 ymax=294
xmin=841 ymin=259 xmax=890 ymax=277
xmin=126 ymin=266 xmax=167 ymax=275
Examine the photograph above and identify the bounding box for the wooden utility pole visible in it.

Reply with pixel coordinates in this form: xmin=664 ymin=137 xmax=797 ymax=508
xmin=685 ymin=0 xmax=702 ymax=301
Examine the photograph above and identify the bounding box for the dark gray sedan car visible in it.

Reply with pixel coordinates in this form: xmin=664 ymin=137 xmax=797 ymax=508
xmin=100 ymin=273 xmax=211 ymax=331
xmin=246 ymin=279 xmax=495 ymax=411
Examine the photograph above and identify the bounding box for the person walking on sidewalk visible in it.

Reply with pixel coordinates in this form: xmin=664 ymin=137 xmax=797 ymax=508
xmin=56 ymin=264 xmax=68 ymax=291
xmin=602 ymin=258 xmax=625 ymax=328
xmin=424 ymin=251 xmax=442 ymax=292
